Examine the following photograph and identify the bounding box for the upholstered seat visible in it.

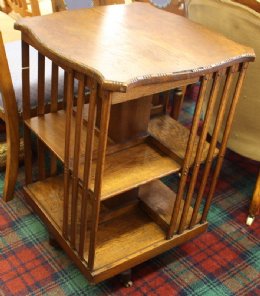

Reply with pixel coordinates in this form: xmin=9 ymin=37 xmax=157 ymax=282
xmin=0 ymin=40 xmax=65 ymax=113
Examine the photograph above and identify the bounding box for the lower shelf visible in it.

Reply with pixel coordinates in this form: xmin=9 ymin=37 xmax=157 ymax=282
xmin=139 ymin=180 xmax=201 ymax=231
xmin=24 ymin=176 xmax=207 ymax=283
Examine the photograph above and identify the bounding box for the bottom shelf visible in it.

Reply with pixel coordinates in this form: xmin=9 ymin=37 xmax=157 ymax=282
xmin=139 ymin=180 xmax=201 ymax=231
xmin=24 ymin=176 xmax=207 ymax=283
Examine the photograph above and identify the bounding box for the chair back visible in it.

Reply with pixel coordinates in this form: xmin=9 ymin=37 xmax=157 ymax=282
xmin=136 ymin=0 xmax=187 ymax=16
xmin=187 ymin=0 xmax=260 ymax=161
xmin=4 ymin=0 xmax=40 ymax=16
xmin=52 ymin=0 xmax=127 ymax=12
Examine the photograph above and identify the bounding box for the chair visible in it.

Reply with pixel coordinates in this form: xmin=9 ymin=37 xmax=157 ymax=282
xmin=187 ymin=0 xmax=260 ymax=224
xmin=51 ymin=0 xmax=126 ymax=12
xmin=3 ymin=0 xmax=41 ymax=16
xmin=0 ymin=32 xmax=19 ymax=202
xmin=0 ymin=10 xmax=20 ymax=42
xmin=0 ymin=31 xmax=65 ymax=201
xmin=135 ymin=0 xmax=187 ymax=16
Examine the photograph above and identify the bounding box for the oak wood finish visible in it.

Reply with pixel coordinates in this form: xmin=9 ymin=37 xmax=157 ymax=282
xmin=15 ymin=3 xmax=255 ymax=284
xmin=0 ymin=32 xmax=19 ymax=202
xmin=14 ymin=3 xmax=254 ymax=92
xmin=23 ymin=178 xmax=208 ymax=282
xmin=148 ymin=114 xmax=219 ymax=165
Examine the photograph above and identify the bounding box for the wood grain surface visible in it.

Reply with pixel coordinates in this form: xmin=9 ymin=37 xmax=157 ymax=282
xmin=15 ymin=3 xmax=255 ymax=92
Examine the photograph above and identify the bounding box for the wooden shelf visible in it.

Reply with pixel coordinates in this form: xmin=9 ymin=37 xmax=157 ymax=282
xmin=90 ymin=142 xmax=181 ymax=200
xmin=25 ymin=111 xmax=181 ymax=200
xmin=24 ymin=176 xmax=205 ymax=274
xmin=24 ymin=177 xmax=165 ymax=270
xmin=139 ymin=180 xmax=201 ymax=231
xmin=149 ymin=115 xmax=219 ymax=165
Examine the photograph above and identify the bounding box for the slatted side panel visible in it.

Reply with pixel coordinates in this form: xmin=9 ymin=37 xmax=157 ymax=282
xmin=167 ymin=62 xmax=249 ymax=238
xmin=167 ymin=74 xmax=210 ymax=239
xmin=37 ymin=47 xmax=70 ymax=179
xmin=200 ymin=63 xmax=249 ymax=222
xmin=61 ymin=73 xmax=110 ymax=269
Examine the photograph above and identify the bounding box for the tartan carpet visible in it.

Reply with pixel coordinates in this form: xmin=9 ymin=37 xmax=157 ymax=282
xmin=0 ymin=98 xmax=260 ymax=295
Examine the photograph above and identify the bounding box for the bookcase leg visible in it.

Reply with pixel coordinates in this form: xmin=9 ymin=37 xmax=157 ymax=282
xmin=120 ymin=269 xmax=133 ymax=287
xmin=48 ymin=233 xmax=61 ymax=249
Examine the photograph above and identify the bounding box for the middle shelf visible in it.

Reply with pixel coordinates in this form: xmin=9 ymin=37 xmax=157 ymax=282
xmin=25 ymin=108 xmax=218 ymax=200
xmin=25 ymin=110 xmax=180 ymax=200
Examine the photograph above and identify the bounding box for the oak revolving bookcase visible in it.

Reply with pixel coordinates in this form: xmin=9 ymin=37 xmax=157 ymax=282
xmin=15 ymin=3 xmax=255 ymax=284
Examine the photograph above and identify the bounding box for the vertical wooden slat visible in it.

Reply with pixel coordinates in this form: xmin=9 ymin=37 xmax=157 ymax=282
xmin=50 ymin=63 xmax=59 ymax=112
xmin=30 ymin=0 xmax=41 ymax=16
xmin=79 ymin=78 xmax=98 ymax=259
xmin=50 ymin=62 xmax=59 ymax=176
xmin=88 ymin=91 xmax=112 ymax=270
xmin=171 ymin=86 xmax=187 ymax=120
xmin=162 ymin=91 xmax=170 ymax=114
xmin=63 ymin=71 xmax=68 ymax=109
xmin=21 ymin=0 xmax=27 ymax=10
xmin=22 ymin=40 xmax=30 ymax=120
xmin=37 ymin=53 xmax=45 ymax=115
xmin=70 ymin=74 xmax=86 ymax=249
xmin=178 ymin=72 xmax=221 ymax=233
xmin=22 ymin=39 xmax=32 ymax=185
xmin=37 ymin=53 xmax=46 ymax=180
xmin=167 ymin=75 xmax=210 ymax=239
xmin=201 ymin=63 xmax=248 ymax=222
xmin=189 ymin=66 xmax=236 ymax=228
xmin=63 ymin=71 xmax=74 ymax=239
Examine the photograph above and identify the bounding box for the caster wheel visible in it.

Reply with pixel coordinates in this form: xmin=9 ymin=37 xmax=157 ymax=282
xmin=246 ymin=216 xmax=255 ymax=226
xmin=120 ymin=269 xmax=133 ymax=287
xmin=49 ymin=234 xmax=61 ymax=249
xmin=124 ymin=281 xmax=133 ymax=288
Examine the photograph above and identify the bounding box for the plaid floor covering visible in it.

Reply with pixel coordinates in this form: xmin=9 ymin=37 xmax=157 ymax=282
xmin=0 ymin=98 xmax=259 ymax=295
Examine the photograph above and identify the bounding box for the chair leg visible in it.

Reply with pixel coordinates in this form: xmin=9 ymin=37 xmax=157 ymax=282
xmin=2 ymin=128 xmax=19 ymax=202
xmin=247 ymin=170 xmax=260 ymax=226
